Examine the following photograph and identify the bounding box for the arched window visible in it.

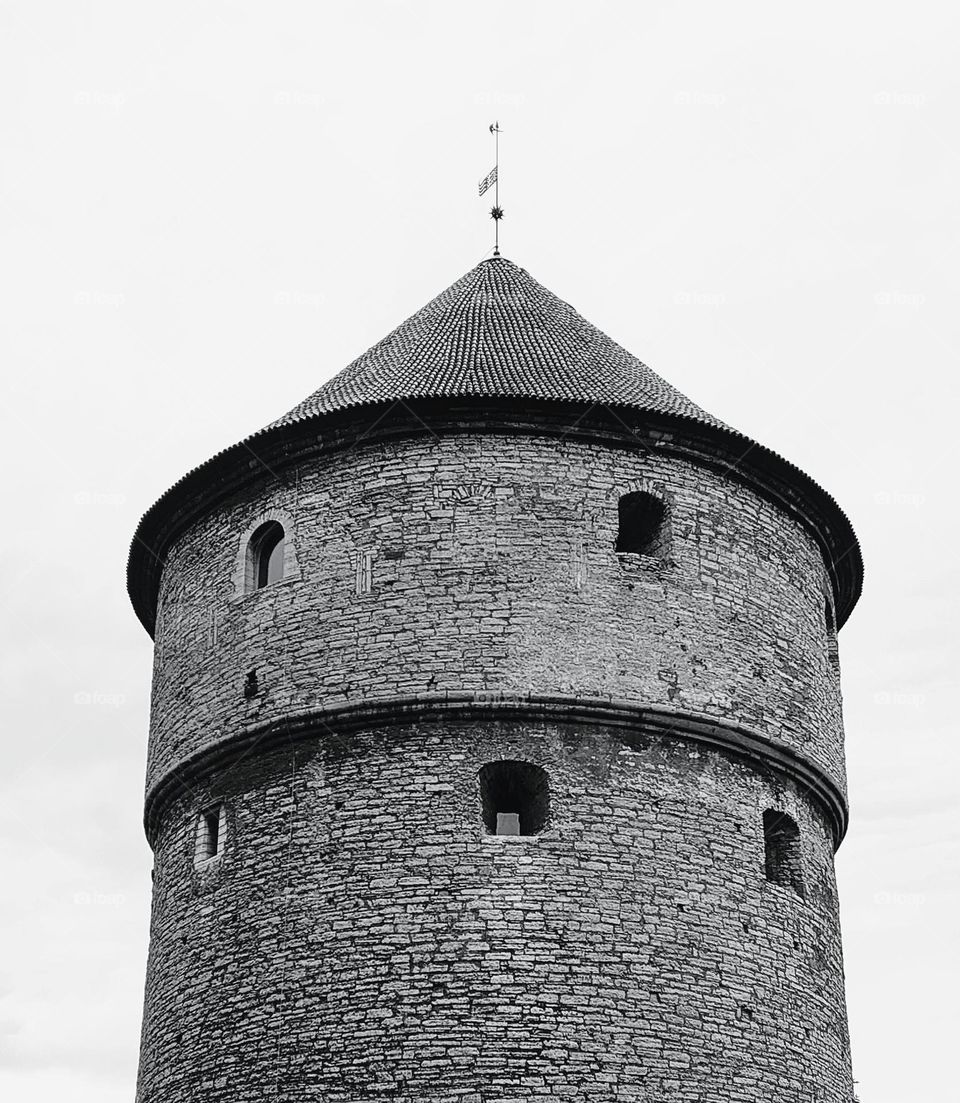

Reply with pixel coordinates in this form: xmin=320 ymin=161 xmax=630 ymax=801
xmin=247 ymin=521 xmax=285 ymax=591
xmin=479 ymin=761 xmax=550 ymax=836
xmin=616 ymin=491 xmax=667 ymax=557
xmin=762 ymin=809 xmax=804 ymax=898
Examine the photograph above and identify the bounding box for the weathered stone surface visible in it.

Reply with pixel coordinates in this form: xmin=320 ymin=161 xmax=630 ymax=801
xmin=148 ymin=431 xmax=844 ymax=796
xmin=135 ymin=425 xmax=854 ymax=1101
xmin=132 ymin=264 xmax=859 ymax=1101
xmin=137 ymin=723 xmax=851 ymax=1102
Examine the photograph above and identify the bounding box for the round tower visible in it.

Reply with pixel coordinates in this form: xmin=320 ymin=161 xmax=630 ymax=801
xmin=129 ymin=256 xmax=862 ymax=1102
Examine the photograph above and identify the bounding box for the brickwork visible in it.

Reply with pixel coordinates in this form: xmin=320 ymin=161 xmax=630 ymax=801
xmin=148 ymin=431 xmax=844 ymax=800
xmin=132 ymin=258 xmax=859 ymax=1100
xmin=137 ymin=720 xmax=852 ymax=1102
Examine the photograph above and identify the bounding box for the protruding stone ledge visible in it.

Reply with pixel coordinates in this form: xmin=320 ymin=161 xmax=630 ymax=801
xmin=143 ymin=692 xmax=848 ymax=850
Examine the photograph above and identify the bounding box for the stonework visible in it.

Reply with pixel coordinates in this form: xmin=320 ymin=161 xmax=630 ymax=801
xmin=130 ymin=256 xmax=862 ymax=1101
xmin=149 ymin=433 xmax=844 ymax=798
xmin=139 ymin=723 xmax=849 ymax=1102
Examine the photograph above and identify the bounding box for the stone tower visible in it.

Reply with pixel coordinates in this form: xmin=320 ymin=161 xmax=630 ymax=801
xmin=129 ymin=256 xmax=862 ymax=1102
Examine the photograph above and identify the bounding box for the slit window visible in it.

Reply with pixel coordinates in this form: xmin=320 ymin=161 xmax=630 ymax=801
xmin=616 ymin=491 xmax=667 ymax=557
xmin=356 ymin=549 xmax=374 ymax=595
xmin=824 ymin=599 xmax=840 ymax=670
xmin=243 ymin=669 xmax=259 ymax=700
xmin=762 ymin=809 xmax=804 ymax=898
xmin=195 ymin=805 xmax=225 ymax=864
xmin=247 ymin=521 xmax=285 ymax=591
xmin=479 ymin=761 xmax=550 ymax=836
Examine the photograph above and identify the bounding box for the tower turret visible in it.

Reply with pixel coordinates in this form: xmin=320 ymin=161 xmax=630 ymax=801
xmin=130 ymin=256 xmax=862 ymax=1102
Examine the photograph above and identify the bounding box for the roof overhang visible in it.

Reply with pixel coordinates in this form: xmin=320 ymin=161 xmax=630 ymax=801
xmin=127 ymin=397 xmax=863 ymax=637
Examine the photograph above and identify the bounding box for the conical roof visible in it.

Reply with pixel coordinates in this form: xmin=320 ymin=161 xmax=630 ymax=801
xmin=127 ymin=253 xmax=863 ymax=636
xmin=268 ymin=256 xmax=726 ymax=430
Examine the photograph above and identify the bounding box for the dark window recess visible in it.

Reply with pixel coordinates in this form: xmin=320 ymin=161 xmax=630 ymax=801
xmin=479 ymin=761 xmax=550 ymax=836
xmin=243 ymin=669 xmax=259 ymax=699
xmin=616 ymin=491 xmax=667 ymax=557
xmin=763 ymin=810 xmax=804 ymax=898
xmin=248 ymin=521 xmax=285 ymax=591
xmin=197 ymin=805 xmax=223 ymax=861
xmin=825 ymin=600 xmax=840 ymax=669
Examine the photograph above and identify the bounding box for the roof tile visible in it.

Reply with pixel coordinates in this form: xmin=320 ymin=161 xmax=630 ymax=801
xmin=267 ymin=256 xmax=728 ymax=430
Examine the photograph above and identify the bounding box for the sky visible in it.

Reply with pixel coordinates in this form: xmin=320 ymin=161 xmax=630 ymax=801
xmin=0 ymin=2 xmax=956 ymax=1100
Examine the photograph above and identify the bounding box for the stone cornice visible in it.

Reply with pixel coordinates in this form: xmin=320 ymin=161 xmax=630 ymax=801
xmin=143 ymin=692 xmax=848 ymax=851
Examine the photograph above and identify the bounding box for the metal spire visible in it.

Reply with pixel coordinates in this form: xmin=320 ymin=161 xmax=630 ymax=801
xmin=479 ymin=122 xmax=504 ymax=256
xmin=489 ymin=121 xmax=503 ymax=255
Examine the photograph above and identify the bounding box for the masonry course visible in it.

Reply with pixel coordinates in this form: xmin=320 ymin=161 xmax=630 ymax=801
xmin=149 ymin=432 xmax=844 ymax=796
xmin=139 ymin=724 xmax=849 ymax=1101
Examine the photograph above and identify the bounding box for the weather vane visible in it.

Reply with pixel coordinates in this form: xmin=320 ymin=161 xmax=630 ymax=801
xmin=478 ymin=121 xmax=503 ymax=256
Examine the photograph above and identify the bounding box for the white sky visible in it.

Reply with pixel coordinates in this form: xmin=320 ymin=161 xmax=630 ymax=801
xmin=1 ymin=2 xmax=956 ymax=1100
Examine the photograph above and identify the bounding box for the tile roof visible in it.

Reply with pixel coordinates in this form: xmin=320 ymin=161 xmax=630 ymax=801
xmin=267 ymin=256 xmax=728 ymax=430
xmin=127 ymin=253 xmax=863 ymax=637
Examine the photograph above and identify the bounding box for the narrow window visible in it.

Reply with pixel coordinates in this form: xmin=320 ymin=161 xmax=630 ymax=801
xmin=763 ymin=809 xmax=804 ymax=898
xmin=356 ymin=549 xmax=374 ymax=595
xmin=616 ymin=491 xmax=667 ymax=557
xmin=195 ymin=804 xmax=225 ymax=865
xmin=247 ymin=521 xmax=285 ymax=591
xmin=243 ymin=669 xmax=259 ymax=700
xmin=824 ymin=599 xmax=840 ymax=670
xmin=571 ymin=540 xmax=586 ymax=591
xmin=479 ymin=761 xmax=550 ymax=836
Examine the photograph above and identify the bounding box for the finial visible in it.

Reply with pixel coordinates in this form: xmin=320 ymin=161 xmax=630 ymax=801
xmin=478 ymin=122 xmax=503 ymax=256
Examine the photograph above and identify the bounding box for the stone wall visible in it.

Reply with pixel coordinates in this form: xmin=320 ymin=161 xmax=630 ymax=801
xmin=138 ymin=425 xmax=853 ymax=1101
xmin=137 ymin=719 xmax=852 ymax=1102
xmin=148 ymin=430 xmax=845 ymax=799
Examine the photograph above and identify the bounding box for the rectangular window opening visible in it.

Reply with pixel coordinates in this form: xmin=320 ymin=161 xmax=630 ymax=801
xmin=479 ymin=761 xmax=550 ymax=836
xmin=616 ymin=491 xmax=668 ymax=558
xmin=763 ymin=809 xmax=804 ymax=899
xmin=355 ymin=549 xmax=374 ymax=595
xmin=195 ymin=804 xmax=224 ymax=864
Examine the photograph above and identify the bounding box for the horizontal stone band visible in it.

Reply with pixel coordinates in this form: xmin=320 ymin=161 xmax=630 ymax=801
xmin=144 ymin=692 xmax=848 ymax=849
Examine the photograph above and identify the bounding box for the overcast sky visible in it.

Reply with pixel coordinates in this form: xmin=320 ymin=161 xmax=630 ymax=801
xmin=1 ymin=2 xmax=956 ymax=1100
